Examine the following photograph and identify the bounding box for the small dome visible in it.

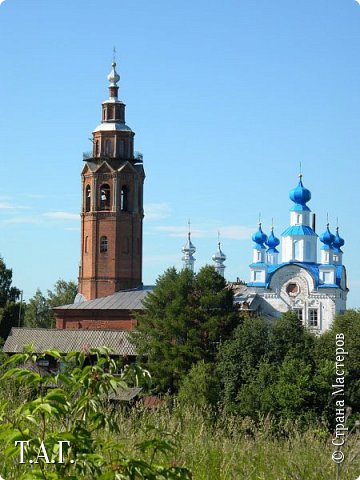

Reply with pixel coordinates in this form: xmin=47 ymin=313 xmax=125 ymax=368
xmin=181 ymin=230 xmax=196 ymax=271
xmin=266 ymin=227 xmax=280 ymax=252
xmin=252 ymin=223 xmax=268 ymax=247
xmin=320 ymin=224 xmax=335 ymax=247
xmin=182 ymin=232 xmax=196 ymax=256
xmin=289 ymin=175 xmax=311 ymax=206
xmin=333 ymin=227 xmax=345 ymax=253
xmin=212 ymin=242 xmax=226 ymax=262
xmin=107 ymin=61 xmax=120 ymax=87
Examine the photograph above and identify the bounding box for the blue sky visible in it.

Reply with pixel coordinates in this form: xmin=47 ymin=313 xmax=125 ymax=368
xmin=0 ymin=0 xmax=359 ymax=307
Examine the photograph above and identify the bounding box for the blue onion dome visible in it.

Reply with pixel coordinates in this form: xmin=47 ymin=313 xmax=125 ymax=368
xmin=252 ymin=223 xmax=268 ymax=247
xmin=289 ymin=174 xmax=311 ymax=207
xmin=320 ymin=224 xmax=335 ymax=248
xmin=333 ymin=227 xmax=345 ymax=253
xmin=266 ymin=227 xmax=280 ymax=252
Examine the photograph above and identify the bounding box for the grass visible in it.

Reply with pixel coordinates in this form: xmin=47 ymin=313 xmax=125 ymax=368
xmin=1 ymin=398 xmax=360 ymax=479
xmin=107 ymin=405 xmax=360 ymax=480
xmin=0 ymin=364 xmax=359 ymax=479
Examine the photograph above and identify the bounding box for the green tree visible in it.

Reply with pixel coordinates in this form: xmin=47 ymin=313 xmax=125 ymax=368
xmin=134 ymin=266 xmax=236 ymax=393
xmin=24 ymin=289 xmax=52 ymax=328
xmin=275 ymin=356 xmax=315 ymax=420
xmin=235 ymin=359 xmax=278 ymax=418
xmin=0 ymin=256 xmax=20 ymax=307
xmin=178 ymin=360 xmax=220 ymax=408
xmin=24 ymin=279 xmax=77 ymax=328
xmin=48 ymin=279 xmax=78 ymax=308
xmin=0 ymin=256 xmax=22 ymax=340
xmin=216 ymin=312 xmax=323 ymax=421
xmin=216 ymin=315 xmax=270 ymax=412
xmin=268 ymin=311 xmax=314 ymax=365
xmin=0 ymin=347 xmax=191 ymax=479
xmin=315 ymin=309 xmax=360 ymax=417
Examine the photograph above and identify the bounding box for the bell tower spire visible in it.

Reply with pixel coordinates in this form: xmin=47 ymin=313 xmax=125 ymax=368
xmin=107 ymin=50 xmax=120 ymax=100
xmin=182 ymin=221 xmax=196 ymax=271
xmin=212 ymin=232 xmax=226 ymax=277
xmin=78 ymin=58 xmax=145 ymax=300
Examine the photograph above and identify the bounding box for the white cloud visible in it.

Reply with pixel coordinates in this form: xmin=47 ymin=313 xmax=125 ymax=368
xmin=143 ymin=254 xmax=179 ymax=265
xmin=219 ymin=225 xmax=254 ymax=240
xmin=154 ymin=225 xmax=207 ymax=238
xmin=0 ymin=0 xmax=5 ymax=5
xmin=153 ymin=224 xmax=253 ymax=240
xmin=22 ymin=193 xmax=47 ymax=199
xmin=355 ymin=0 xmax=360 ymax=5
xmin=0 ymin=202 xmax=15 ymax=209
xmin=0 ymin=201 xmax=29 ymax=210
xmin=4 ymin=216 xmax=41 ymax=225
xmin=64 ymin=227 xmax=80 ymax=232
xmin=144 ymin=203 xmax=171 ymax=221
xmin=43 ymin=212 xmax=79 ymax=220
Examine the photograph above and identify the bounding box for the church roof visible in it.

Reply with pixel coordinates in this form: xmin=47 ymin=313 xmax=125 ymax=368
xmin=54 ymin=286 xmax=153 ymax=311
xmin=3 ymin=328 xmax=136 ymax=355
xmin=249 ymin=262 xmax=347 ymax=290
xmin=93 ymin=122 xmax=132 ymax=132
xmin=281 ymin=225 xmax=317 ymax=237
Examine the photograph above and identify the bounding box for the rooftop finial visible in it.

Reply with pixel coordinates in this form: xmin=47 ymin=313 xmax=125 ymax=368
xmin=299 ymin=161 xmax=302 ymax=179
xmin=258 ymin=212 xmax=261 ymax=226
xmin=107 ymin=49 xmax=120 ymax=91
xmin=182 ymin=220 xmax=196 ymax=271
xmin=212 ymin=232 xmax=226 ymax=277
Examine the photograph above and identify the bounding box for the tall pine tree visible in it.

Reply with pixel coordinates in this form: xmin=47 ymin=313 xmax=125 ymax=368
xmin=0 ymin=256 xmax=21 ymax=340
xmin=133 ymin=266 xmax=237 ymax=393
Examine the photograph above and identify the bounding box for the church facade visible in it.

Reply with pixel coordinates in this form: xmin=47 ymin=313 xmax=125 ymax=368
xmin=239 ymin=175 xmax=348 ymax=333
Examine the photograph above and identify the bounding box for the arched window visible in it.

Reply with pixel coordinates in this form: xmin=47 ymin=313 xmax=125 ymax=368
xmin=84 ymin=236 xmax=88 ymax=253
xmin=100 ymin=184 xmax=110 ymax=210
xmin=120 ymin=185 xmax=128 ymax=211
xmin=105 ymin=139 xmax=112 ymax=157
xmin=85 ymin=185 xmax=91 ymax=212
xmin=95 ymin=140 xmax=99 ymax=157
xmin=293 ymin=240 xmax=300 ymax=260
xmin=100 ymin=236 xmax=108 ymax=253
xmin=122 ymin=237 xmax=129 ymax=254
xmin=117 ymin=140 xmax=125 ymax=157
xmin=138 ymin=186 xmax=142 ymax=212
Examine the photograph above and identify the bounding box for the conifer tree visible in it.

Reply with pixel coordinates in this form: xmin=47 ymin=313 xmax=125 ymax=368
xmin=134 ymin=266 xmax=237 ymax=393
xmin=0 ymin=256 xmax=21 ymax=340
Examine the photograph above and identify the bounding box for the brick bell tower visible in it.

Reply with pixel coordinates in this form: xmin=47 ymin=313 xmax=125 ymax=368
xmin=78 ymin=60 xmax=145 ymax=300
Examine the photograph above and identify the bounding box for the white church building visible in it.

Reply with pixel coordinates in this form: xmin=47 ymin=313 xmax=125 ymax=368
xmin=240 ymin=174 xmax=348 ymax=333
xmin=182 ymin=174 xmax=348 ymax=334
